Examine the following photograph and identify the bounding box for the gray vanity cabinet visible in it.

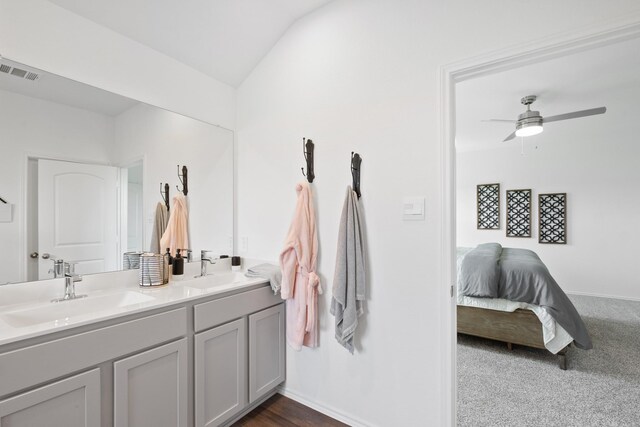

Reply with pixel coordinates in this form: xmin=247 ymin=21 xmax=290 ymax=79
xmin=195 ymin=318 xmax=247 ymax=427
xmin=113 ymin=338 xmax=188 ymax=427
xmin=248 ymin=303 xmax=286 ymax=404
xmin=0 ymin=368 xmax=101 ymax=426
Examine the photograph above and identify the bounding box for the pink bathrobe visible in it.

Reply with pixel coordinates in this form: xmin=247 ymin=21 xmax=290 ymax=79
xmin=160 ymin=193 xmax=190 ymax=256
xmin=280 ymin=182 xmax=322 ymax=350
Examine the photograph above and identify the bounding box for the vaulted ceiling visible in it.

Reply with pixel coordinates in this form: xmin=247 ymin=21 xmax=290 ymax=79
xmin=48 ymin=0 xmax=334 ymax=87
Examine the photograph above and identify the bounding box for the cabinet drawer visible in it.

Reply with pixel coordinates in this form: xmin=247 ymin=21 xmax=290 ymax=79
xmin=194 ymin=286 xmax=281 ymax=332
xmin=0 ymin=307 xmax=187 ymax=396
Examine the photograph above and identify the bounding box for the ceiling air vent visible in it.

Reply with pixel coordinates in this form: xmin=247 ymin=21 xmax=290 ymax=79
xmin=0 ymin=62 xmax=40 ymax=81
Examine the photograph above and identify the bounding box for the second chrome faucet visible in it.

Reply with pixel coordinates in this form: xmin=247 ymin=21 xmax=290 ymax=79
xmin=199 ymin=250 xmax=217 ymax=277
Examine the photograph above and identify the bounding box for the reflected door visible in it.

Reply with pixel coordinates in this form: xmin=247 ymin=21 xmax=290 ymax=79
xmin=38 ymin=159 xmax=119 ymax=279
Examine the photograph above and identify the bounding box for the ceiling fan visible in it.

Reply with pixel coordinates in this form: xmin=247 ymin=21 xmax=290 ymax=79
xmin=485 ymin=95 xmax=607 ymax=142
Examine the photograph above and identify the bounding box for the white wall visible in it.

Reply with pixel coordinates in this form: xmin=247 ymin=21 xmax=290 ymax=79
xmin=0 ymin=89 xmax=114 ymax=284
xmin=0 ymin=0 xmax=235 ymax=129
xmin=457 ymin=88 xmax=640 ymax=301
xmin=235 ymin=1 xmax=640 ymax=425
xmin=113 ymin=104 xmax=234 ymax=257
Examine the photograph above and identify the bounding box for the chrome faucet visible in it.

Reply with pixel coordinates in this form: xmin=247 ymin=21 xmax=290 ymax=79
xmin=48 ymin=258 xmax=65 ymax=278
xmin=199 ymin=250 xmax=217 ymax=277
xmin=52 ymin=262 xmax=86 ymax=302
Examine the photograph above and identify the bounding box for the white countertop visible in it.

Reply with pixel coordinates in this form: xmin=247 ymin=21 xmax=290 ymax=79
xmin=0 ymin=260 xmax=273 ymax=347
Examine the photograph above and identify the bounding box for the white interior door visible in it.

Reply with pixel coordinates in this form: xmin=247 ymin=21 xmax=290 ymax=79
xmin=127 ymin=183 xmax=143 ymax=252
xmin=38 ymin=159 xmax=119 ymax=279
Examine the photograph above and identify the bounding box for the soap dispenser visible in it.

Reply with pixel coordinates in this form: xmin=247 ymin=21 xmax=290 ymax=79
xmin=172 ymin=249 xmax=184 ymax=281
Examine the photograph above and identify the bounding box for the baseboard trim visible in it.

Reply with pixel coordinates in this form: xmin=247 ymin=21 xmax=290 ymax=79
xmin=566 ymin=290 xmax=640 ymax=302
xmin=277 ymin=387 xmax=371 ymax=427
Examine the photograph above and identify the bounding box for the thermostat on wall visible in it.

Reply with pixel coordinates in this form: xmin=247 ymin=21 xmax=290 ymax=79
xmin=403 ymin=197 xmax=425 ymax=221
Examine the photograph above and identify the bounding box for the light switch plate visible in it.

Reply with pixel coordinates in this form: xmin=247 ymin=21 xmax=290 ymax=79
xmin=403 ymin=197 xmax=425 ymax=221
xmin=0 ymin=204 xmax=12 ymax=223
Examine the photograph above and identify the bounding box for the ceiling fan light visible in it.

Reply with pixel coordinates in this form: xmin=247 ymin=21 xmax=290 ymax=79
xmin=515 ymin=124 xmax=543 ymax=137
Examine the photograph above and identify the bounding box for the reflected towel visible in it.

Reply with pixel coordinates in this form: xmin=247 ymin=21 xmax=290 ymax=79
xmin=160 ymin=194 xmax=189 ymax=255
xmin=150 ymin=202 xmax=169 ymax=253
xmin=330 ymin=186 xmax=366 ymax=354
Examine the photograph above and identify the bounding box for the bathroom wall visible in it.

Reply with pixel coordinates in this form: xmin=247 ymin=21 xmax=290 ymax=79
xmin=0 ymin=0 xmax=235 ymax=129
xmin=0 ymin=89 xmax=114 ymax=284
xmin=235 ymin=1 xmax=640 ymax=426
xmin=112 ymin=103 xmax=234 ymax=256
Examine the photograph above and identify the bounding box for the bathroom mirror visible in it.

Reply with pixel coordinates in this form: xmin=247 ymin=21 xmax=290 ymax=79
xmin=0 ymin=59 xmax=234 ymax=285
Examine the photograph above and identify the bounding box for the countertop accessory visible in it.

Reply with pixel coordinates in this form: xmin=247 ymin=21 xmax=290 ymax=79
xmin=123 ymin=252 xmax=143 ymax=270
xmin=231 ymin=256 xmax=241 ymax=272
xmin=160 ymin=183 xmax=170 ymax=211
xmin=351 ymin=152 xmax=362 ymax=199
xmin=301 ymin=138 xmax=315 ymax=183
xmin=176 ymin=165 xmax=188 ymax=196
xmin=139 ymin=253 xmax=167 ymax=287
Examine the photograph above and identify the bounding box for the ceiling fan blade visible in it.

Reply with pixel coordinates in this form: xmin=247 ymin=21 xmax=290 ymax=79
xmin=543 ymin=106 xmax=606 ymax=124
xmin=482 ymin=119 xmax=516 ymax=123
xmin=503 ymin=131 xmax=517 ymax=142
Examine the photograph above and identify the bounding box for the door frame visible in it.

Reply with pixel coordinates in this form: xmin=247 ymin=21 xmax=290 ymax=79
xmin=438 ymin=13 xmax=640 ymax=426
xmin=20 ymin=152 xmax=116 ymax=282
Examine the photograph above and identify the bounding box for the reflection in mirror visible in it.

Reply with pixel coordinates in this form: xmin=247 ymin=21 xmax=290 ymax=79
xmin=0 ymin=59 xmax=234 ymax=285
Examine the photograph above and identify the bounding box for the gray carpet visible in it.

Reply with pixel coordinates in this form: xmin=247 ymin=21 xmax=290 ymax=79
xmin=457 ymin=295 xmax=640 ymax=426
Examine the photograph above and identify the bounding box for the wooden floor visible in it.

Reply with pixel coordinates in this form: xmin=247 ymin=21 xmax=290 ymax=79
xmin=232 ymin=394 xmax=349 ymax=427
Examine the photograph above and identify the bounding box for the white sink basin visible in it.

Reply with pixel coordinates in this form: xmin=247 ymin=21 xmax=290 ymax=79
xmin=183 ymin=272 xmax=247 ymax=290
xmin=0 ymin=291 xmax=156 ymax=328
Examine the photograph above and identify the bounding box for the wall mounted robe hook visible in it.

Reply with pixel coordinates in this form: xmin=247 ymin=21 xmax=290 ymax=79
xmin=351 ymin=152 xmax=362 ymax=199
xmin=160 ymin=183 xmax=170 ymax=211
xmin=301 ymin=138 xmax=315 ymax=183
xmin=176 ymin=165 xmax=188 ymax=196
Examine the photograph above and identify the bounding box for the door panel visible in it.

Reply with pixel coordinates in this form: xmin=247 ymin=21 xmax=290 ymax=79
xmin=249 ymin=304 xmax=285 ymax=404
xmin=38 ymin=159 xmax=118 ymax=279
xmin=195 ymin=318 xmax=247 ymax=427
xmin=113 ymin=338 xmax=188 ymax=427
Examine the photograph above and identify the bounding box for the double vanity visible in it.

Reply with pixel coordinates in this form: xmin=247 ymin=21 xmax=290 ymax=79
xmin=0 ymin=261 xmax=285 ymax=426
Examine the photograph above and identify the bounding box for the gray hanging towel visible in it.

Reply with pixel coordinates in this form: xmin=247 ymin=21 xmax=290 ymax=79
xmin=330 ymin=186 xmax=366 ymax=353
xmin=150 ymin=202 xmax=169 ymax=253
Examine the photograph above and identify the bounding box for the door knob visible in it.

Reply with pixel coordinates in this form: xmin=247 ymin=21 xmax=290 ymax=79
xmin=42 ymin=253 xmax=50 ymax=260
xmin=30 ymin=252 xmax=39 ymax=259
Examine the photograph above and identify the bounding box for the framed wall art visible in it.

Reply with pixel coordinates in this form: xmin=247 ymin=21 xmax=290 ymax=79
xmin=538 ymin=193 xmax=567 ymax=244
xmin=477 ymin=183 xmax=500 ymax=230
xmin=506 ymin=189 xmax=532 ymax=238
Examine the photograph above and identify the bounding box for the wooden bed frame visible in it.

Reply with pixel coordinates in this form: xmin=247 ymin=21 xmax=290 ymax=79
xmin=457 ymin=305 xmax=569 ymax=370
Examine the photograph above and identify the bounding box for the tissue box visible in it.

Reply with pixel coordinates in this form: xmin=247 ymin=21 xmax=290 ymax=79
xmin=0 ymin=204 xmax=12 ymax=223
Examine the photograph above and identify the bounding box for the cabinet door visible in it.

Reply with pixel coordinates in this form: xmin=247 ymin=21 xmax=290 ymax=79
xmin=114 ymin=338 xmax=188 ymax=427
xmin=195 ymin=318 xmax=247 ymax=427
xmin=249 ymin=303 xmax=285 ymax=403
xmin=0 ymin=369 xmax=100 ymax=427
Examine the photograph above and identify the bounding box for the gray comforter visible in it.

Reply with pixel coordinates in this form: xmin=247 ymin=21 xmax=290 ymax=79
xmin=459 ymin=243 xmax=593 ymax=350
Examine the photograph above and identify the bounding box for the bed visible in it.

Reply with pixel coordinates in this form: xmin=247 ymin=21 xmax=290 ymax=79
xmin=456 ymin=244 xmax=592 ymax=370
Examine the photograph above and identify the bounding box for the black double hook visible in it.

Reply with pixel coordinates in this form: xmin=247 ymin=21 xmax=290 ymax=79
xmin=301 ymin=138 xmax=315 ymax=183
xmin=176 ymin=165 xmax=188 ymax=196
xmin=351 ymin=152 xmax=362 ymax=199
xmin=159 ymin=183 xmax=170 ymax=211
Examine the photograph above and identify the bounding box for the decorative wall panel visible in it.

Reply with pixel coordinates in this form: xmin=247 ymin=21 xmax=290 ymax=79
xmin=477 ymin=183 xmax=500 ymax=230
xmin=538 ymin=193 xmax=567 ymax=244
xmin=506 ymin=189 xmax=531 ymax=238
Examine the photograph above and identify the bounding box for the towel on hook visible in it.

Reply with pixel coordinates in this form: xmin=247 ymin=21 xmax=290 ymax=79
xmin=331 ymin=186 xmax=366 ymax=353
xmin=280 ymin=181 xmax=322 ymax=350
xmin=160 ymin=193 xmax=189 ymax=255
xmin=150 ymin=202 xmax=169 ymax=253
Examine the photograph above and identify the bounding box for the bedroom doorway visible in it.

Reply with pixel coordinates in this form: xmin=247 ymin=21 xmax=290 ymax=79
xmin=441 ymin=18 xmax=640 ymax=427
